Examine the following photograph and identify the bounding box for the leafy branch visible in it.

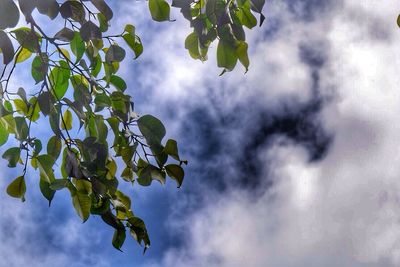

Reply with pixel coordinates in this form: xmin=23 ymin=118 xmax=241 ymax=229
xmin=0 ymin=0 xmax=265 ymax=253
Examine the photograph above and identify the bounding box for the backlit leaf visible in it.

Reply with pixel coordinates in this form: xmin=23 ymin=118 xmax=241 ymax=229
xmin=6 ymin=176 xmax=26 ymax=201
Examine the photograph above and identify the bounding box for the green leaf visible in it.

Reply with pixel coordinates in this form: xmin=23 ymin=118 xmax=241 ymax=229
xmin=137 ymin=114 xmax=166 ymax=145
xmin=27 ymin=97 xmax=40 ymax=122
xmin=185 ymin=32 xmax=201 ymax=60
xmin=6 ymin=176 xmax=26 ymax=201
xmin=0 ymin=0 xmax=20 ymax=29
xmin=237 ymin=4 xmax=257 ymax=29
xmin=236 ymin=41 xmax=249 ymax=72
xmin=39 ymin=173 xmax=56 ymax=206
xmin=97 ymin=13 xmax=109 ymax=32
xmin=13 ymin=27 xmax=41 ymax=52
xmin=122 ymin=33 xmax=143 ymax=59
xmin=0 ymin=30 xmax=14 ymax=64
xmin=49 ymin=61 xmax=70 ymax=99
xmin=110 ymin=75 xmax=127 ymax=91
xmin=0 ymin=120 xmax=9 ymax=146
xmin=121 ymin=167 xmax=134 ymax=182
xmin=137 ymin=164 xmax=166 ymax=186
xmin=31 ymin=54 xmax=49 ymax=84
xmin=115 ymin=190 xmax=131 ymax=209
xmin=398 ymin=14 xmax=400 ymax=28
xmin=70 ymin=31 xmax=85 ymax=62
xmin=50 ymin=179 xmax=72 ymax=191
xmin=128 ymin=216 xmax=150 ymax=250
xmin=112 ymin=228 xmax=126 ymax=251
xmin=217 ymin=40 xmax=238 ymax=73
xmin=75 ymin=179 xmax=92 ymax=194
xmin=165 ymin=164 xmax=184 ymax=188
xmin=14 ymin=117 xmax=29 ymax=140
xmin=72 ymin=191 xmax=92 ymax=222
xmin=164 ymin=139 xmax=180 ymax=161
xmin=37 ymin=154 xmax=56 ymax=183
xmin=32 ymin=139 xmax=43 ymax=156
xmin=2 ymin=147 xmax=21 ymax=168
xmin=94 ymin=93 xmax=111 ymax=112
xmin=149 ymin=0 xmax=170 ymax=21
xmin=0 ymin=114 xmax=16 ymax=134
xmin=47 ymin=135 xmax=62 ymax=161
xmin=14 ymin=99 xmax=28 ymax=115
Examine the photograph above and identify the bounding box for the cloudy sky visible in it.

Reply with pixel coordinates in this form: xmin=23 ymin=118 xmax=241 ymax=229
xmin=1 ymin=0 xmax=400 ymax=266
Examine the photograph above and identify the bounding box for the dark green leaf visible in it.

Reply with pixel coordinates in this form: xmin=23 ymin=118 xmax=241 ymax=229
xmin=39 ymin=174 xmax=56 ymax=206
xmin=105 ymin=45 xmax=126 ymax=63
xmin=50 ymin=179 xmax=72 ymax=190
xmin=91 ymin=0 xmax=113 ymax=21
xmin=13 ymin=27 xmax=41 ymax=52
xmin=0 ymin=0 xmax=20 ymax=29
xmin=60 ymin=1 xmax=86 ymax=23
xmin=2 ymin=147 xmax=21 ymax=168
xmin=31 ymin=54 xmax=49 ymax=84
xmin=137 ymin=114 xmax=166 ymax=145
xmin=36 ymin=0 xmax=60 ymax=20
xmin=54 ymin=27 xmax=75 ymax=42
xmin=37 ymin=91 xmax=54 ymax=116
xmin=165 ymin=164 xmax=184 ymax=188
xmin=164 ymin=139 xmax=180 ymax=161
xmin=0 ymin=30 xmax=14 ymax=64
xmin=80 ymin=21 xmax=102 ymax=42
xmin=112 ymin=228 xmax=126 ymax=251
xmin=14 ymin=117 xmax=29 ymax=140
xmin=94 ymin=93 xmax=111 ymax=112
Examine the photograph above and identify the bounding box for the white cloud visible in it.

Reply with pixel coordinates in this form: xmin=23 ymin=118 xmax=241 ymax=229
xmin=142 ymin=1 xmax=400 ymax=267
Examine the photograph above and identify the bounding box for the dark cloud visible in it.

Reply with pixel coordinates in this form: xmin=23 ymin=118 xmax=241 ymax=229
xmin=285 ymin=0 xmax=337 ymax=21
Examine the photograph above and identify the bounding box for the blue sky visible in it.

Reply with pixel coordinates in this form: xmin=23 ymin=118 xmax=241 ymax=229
xmin=1 ymin=0 xmax=400 ymax=266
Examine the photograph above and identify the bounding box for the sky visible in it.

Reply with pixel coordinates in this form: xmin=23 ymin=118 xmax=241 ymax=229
xmin=1 ymin=0 xmax=400 ymax=266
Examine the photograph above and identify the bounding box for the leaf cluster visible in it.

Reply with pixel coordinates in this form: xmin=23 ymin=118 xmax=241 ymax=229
xmin=165 ymin=0 xmax=266 ymax=74
xmin=0 ymin=0 xmax=187 ymax=252
xmin=0 ymin=0 xmax=265 ymax=253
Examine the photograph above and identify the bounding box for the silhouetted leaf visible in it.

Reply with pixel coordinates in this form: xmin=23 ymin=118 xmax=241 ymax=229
xmin=0 ymin=30 xmax=14 ymax=64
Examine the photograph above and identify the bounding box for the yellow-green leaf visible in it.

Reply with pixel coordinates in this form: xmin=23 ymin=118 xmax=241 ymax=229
xmin=15 ymin=48 xmax=32 ymax=63
xmin=6 ymin=176 xmax=26 ymax=201
xmin=61 ymin=109 xmax=73 ymax=130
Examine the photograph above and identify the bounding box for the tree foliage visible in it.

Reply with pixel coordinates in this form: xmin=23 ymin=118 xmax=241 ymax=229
xmin=0 ymin=0 xmax=265 ymax=252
